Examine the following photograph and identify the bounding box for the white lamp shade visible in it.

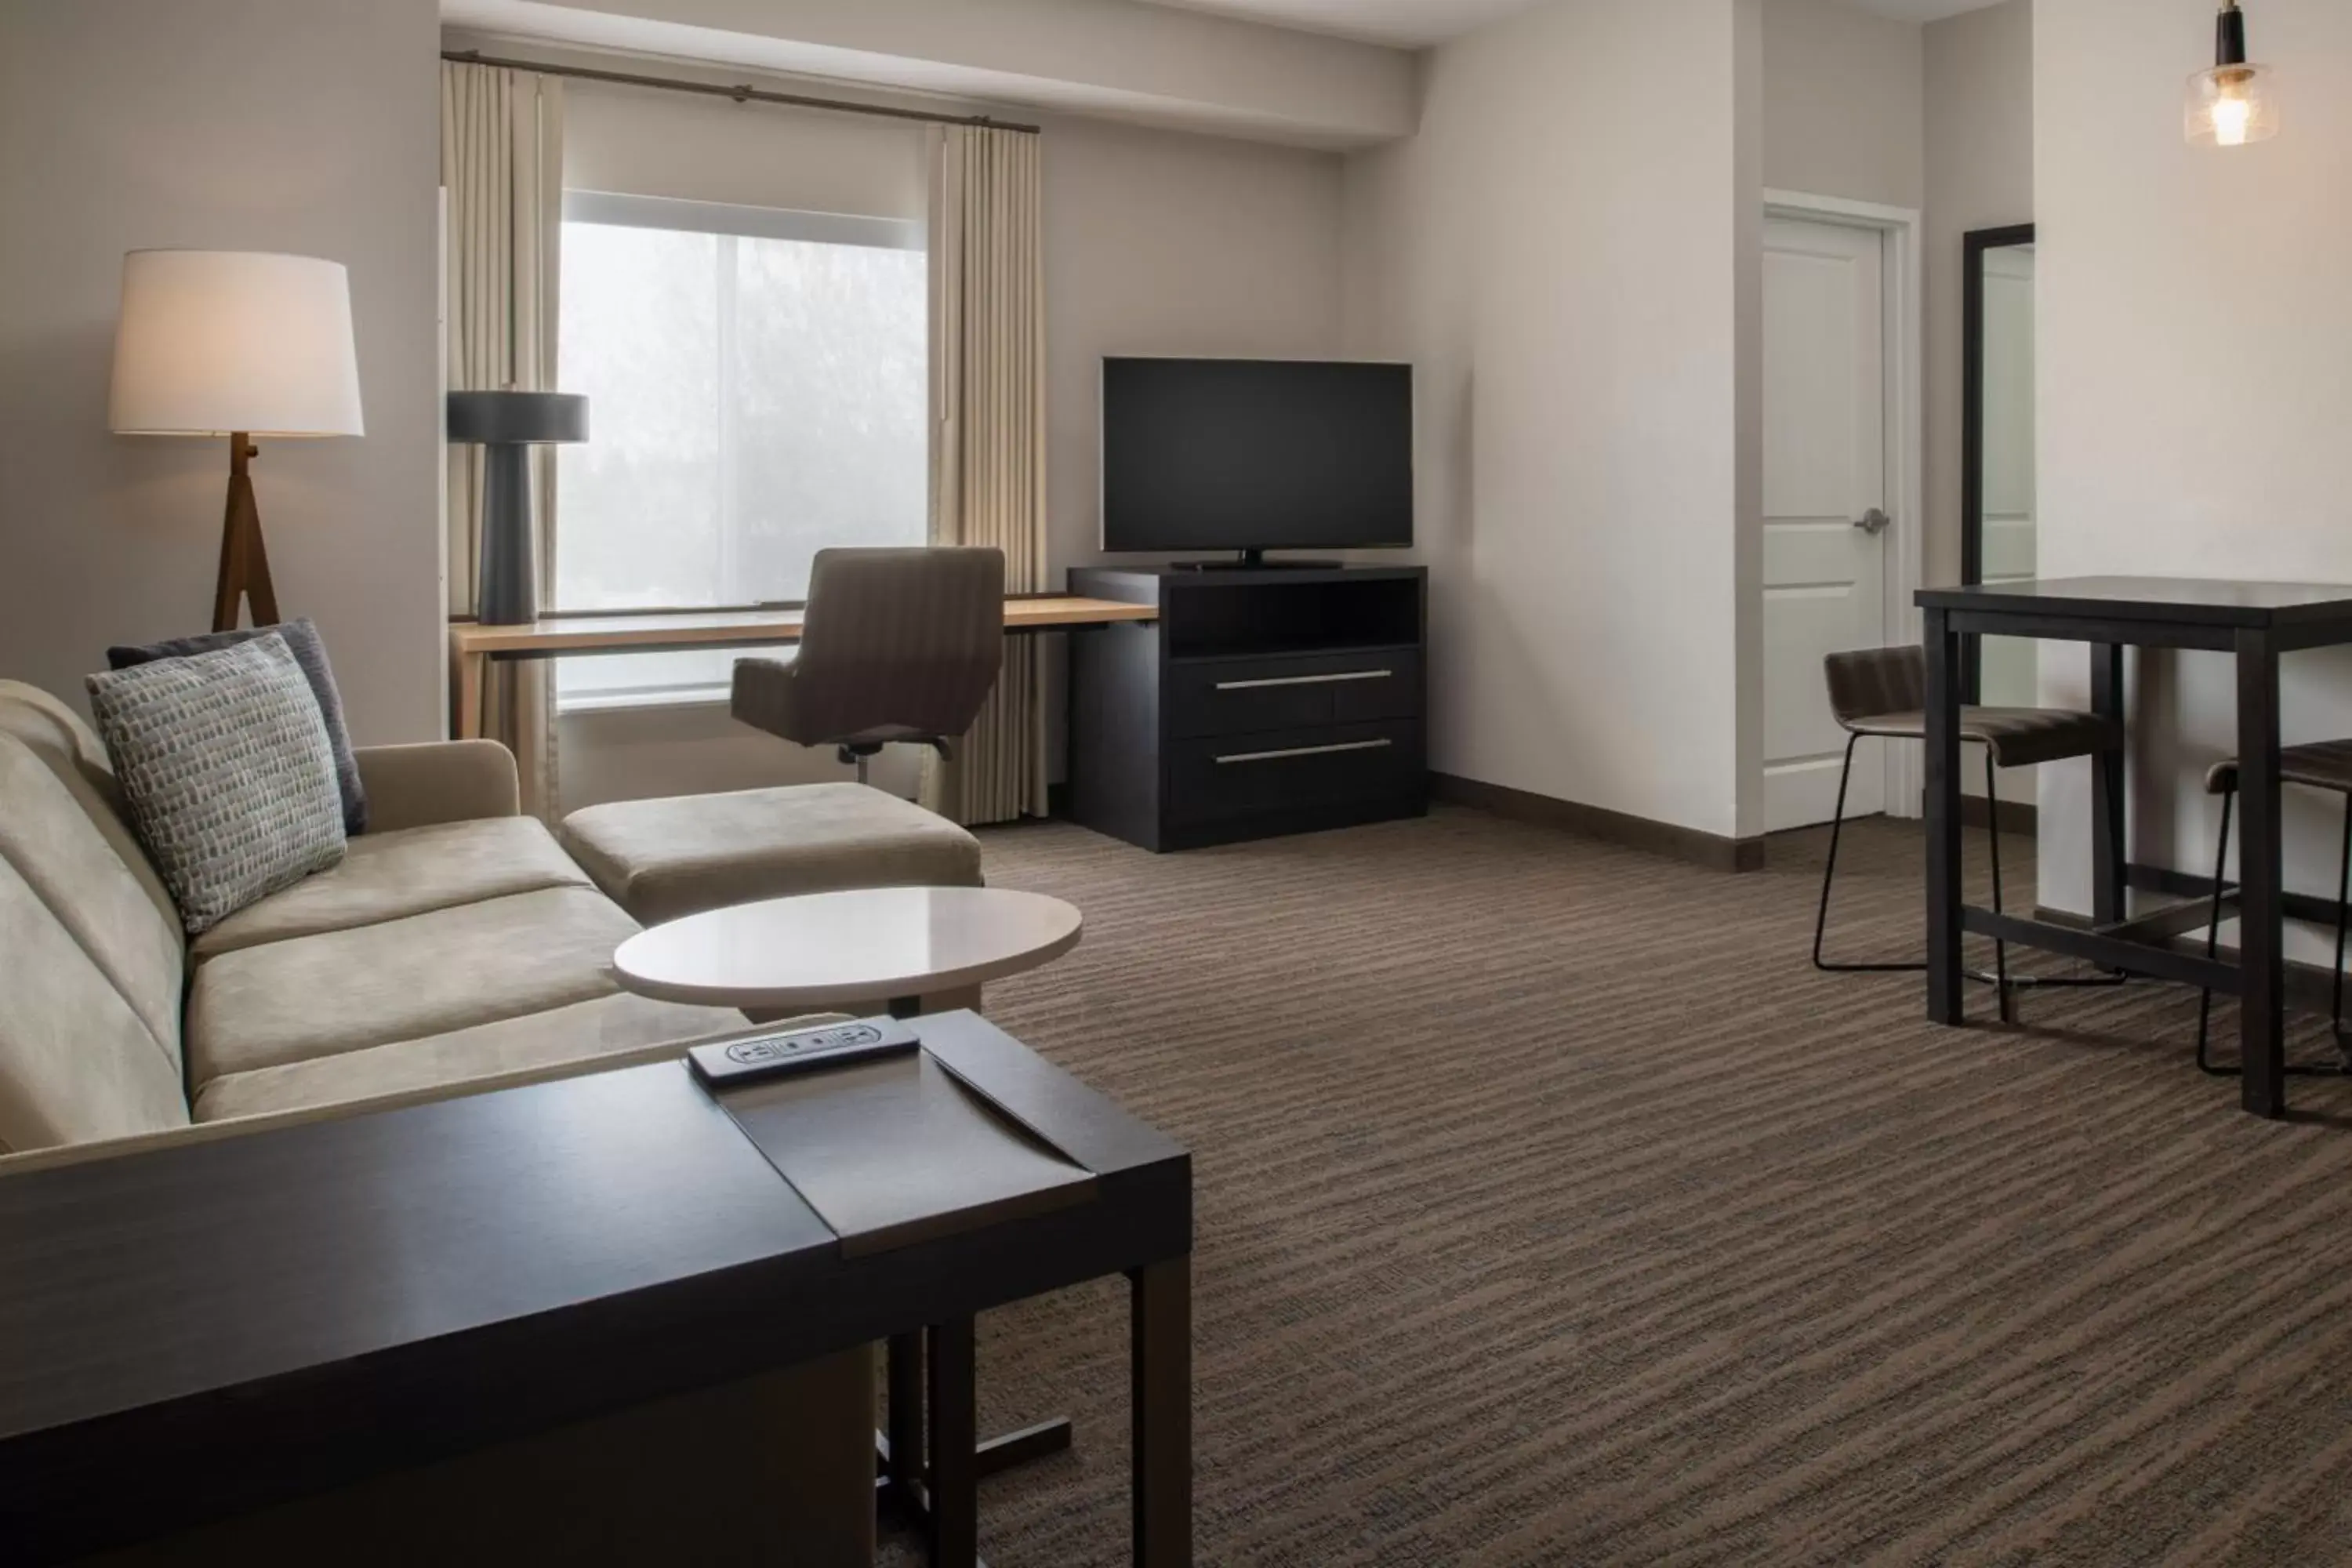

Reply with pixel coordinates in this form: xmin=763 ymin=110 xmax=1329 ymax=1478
xmin=109 ymin=250 xmax=364 ymax=437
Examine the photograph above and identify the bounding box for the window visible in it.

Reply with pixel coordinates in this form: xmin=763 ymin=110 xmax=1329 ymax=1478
xmin=554 ymin=192 xmax=927 ymax=708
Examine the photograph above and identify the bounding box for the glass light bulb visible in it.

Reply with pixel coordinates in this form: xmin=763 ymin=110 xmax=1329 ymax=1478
xmin=2212 ymin=93 xmax=2252 ymax=146
xmin=2186 ymin=63 xmax=2278 ymax=147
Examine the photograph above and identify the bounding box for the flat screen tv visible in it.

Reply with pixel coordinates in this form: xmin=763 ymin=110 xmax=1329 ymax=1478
xmin=1101 ymin=358 xmax=1413 ymax=562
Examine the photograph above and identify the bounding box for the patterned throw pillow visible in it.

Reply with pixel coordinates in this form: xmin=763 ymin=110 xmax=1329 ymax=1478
xmin=107 ymin=617 xmax=367 ymax=836
xmin=86 ymin=633 xmax=348 ymax=935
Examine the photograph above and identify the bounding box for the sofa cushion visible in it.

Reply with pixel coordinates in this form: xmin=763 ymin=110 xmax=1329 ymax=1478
xmin=560 ymin=782 xmax=984 ymax=927
xmin=85 ymin=634 xmax=347 ymax=935
xmin=187 ymin=886 xmax=640 ymax=1087
xmin=0 ymin=854 xmax=191 ymax=1152
xmin=193 ymin=993 xmax=746 ymax=1123
xmin=0 ymin=734 xmax=186 ymax=1076
xmin=194 ymin=816 xmax=592 ymax=959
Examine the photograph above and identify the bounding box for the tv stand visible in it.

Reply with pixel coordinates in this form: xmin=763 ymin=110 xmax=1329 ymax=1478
xmin=1069 ymin=564 xmax=1428 ymax=851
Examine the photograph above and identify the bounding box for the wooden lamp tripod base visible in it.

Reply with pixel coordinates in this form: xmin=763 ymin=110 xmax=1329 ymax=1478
xmin=212 ymin=432 xmax=280 ymax=633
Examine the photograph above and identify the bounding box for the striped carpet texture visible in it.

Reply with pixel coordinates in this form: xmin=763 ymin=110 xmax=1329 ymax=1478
xmin=881 ymin=806 xmax=2352 ymax=1566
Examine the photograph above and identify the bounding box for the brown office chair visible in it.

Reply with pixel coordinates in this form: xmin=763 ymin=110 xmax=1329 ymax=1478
xmin=731 ymin=547 xmax=1005 ymax=786
xmin=1815 ymin=644 xmax=2127 ymax=1019
xmin=2193 ymin=742 xmax=2352 ymax=1076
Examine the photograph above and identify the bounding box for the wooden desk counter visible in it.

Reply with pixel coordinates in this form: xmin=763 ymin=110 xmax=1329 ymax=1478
xmin=448 ymin=596 xmax=1160 ymax=740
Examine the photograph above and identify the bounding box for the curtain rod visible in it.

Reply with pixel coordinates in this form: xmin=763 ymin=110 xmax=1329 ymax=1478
xmin=441 ymin=49 xmax=1042 ymax=135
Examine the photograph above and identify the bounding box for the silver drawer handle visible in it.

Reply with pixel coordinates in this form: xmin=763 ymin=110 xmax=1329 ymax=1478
xmin=1214 ymin=668 xmax=1394 ymax=691
xmin=1214 ymin=739 xmax=1395 ymax=765
xmin=1214 ymin=667 xmax=1392 ymax=691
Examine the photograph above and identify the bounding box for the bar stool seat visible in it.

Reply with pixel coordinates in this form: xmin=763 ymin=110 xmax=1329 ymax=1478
xmin=1839 ymin=706 xmax=2123 ymax=768
xmin=2204 ymin=739 xmax=2352 ymax=796
xmin=2195 ymin=739 xmax=2352 ymax=1075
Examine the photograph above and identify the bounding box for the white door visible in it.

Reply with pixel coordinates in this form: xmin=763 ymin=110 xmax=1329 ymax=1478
xmin=1762 ymin=216 xmax=1889 ymax=831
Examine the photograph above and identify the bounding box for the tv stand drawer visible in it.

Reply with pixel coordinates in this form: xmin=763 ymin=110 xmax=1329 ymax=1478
xmin=1167 ymin=651 xmax=1421 ymax=739
xmin=1167 ymin=720 xmax=1424 ymax=826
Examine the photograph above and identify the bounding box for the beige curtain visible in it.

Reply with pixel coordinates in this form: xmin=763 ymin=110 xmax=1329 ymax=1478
xmin=441 ymin=61 xmax=564 ymax=817
xmin=922 ymin=125 xmax=1048 ymax=826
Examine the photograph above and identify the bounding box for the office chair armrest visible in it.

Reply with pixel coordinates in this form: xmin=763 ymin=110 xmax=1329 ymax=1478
xmin=730 ymin=655 xmax=802 ymax=736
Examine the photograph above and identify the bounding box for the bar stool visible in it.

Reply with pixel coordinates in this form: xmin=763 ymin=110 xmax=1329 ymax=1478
xmin=1813 ymin=645 xmax=2129 ymax=1020
xmin=2194 ymin=740 xmax=2352 ymax=1075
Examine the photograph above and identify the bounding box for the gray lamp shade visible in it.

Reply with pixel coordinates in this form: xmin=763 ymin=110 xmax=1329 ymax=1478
xmin=447 ymin=390 xmax=589 ymax=626
xmin=445 ymin=390 xmax=588 ymax=445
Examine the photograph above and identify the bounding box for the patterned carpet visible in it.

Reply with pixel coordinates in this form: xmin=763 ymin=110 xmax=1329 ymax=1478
xmin=881 ymin=805 xmax=2352 ymax=1566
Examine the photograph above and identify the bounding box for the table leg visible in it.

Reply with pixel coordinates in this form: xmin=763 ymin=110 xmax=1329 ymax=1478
xmin=928 ymin=1318 xmax=981 ymax=1567
xmin=2091 ymin=643 xmax=2128 ymax=926
xmin=2236 ymin=629 xmax=2285 ymax=1116
xmin=1131 ymin=1256 xmax=1192 ymax=1568
xmin=884 ymin=1331 xmax=924 ymax=1512
xmin=1924 ymin=608 xmax=1966 ymax=1025
xmin=453 ymin=648 xmax=485 ymax=742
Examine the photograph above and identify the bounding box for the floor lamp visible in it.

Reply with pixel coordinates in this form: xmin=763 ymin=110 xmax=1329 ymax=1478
xmin=109 ymin=251 xmax=365 ymax=633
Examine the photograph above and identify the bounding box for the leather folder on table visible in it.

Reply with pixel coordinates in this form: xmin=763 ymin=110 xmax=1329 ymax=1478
xmin=712 ymin=1050 xmax=1098 ymax=1257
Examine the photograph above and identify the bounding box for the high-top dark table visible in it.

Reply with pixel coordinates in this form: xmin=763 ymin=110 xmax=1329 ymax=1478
xmin=1917 ymin=577 xmax=2352 ymax=1116
xmin=0 ymin=1011 xmax=1192 ymax=1566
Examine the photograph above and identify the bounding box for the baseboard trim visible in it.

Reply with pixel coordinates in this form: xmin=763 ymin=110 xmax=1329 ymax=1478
xmin=1430 ymin=772 xmax=1766 ymax=873
xmin=1961 ymin=795 xmax=2038 ymax=834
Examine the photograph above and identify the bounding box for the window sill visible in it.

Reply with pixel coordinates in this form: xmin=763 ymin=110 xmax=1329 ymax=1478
xmin=554 ymin=686 xmax=733 ymax=718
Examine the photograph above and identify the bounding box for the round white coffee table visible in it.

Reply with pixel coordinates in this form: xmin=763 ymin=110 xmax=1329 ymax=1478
xmin=612 ymin=885 xmax=1082 ymax=1016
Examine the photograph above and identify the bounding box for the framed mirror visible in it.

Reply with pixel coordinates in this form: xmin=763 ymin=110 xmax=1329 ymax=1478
xmin=1962 ymin=223 xmax=2036 ymax=705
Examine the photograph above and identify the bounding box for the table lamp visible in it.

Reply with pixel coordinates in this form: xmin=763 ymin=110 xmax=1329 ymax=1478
xmin=109 ymin=250 xmax=365 ymax=633
xmin=445 ymin=390 xmax=589 ymax=626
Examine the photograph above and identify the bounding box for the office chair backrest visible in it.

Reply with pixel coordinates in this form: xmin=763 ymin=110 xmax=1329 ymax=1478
xmin=764 ymin=546 xmax=1006 ymax=746
xmin=1823 ymin=644 xmax=1926 ymax=728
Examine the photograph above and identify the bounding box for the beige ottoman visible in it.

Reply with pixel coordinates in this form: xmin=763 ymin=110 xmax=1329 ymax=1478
xmin=558 ymin=782 xmax=984 ymax=928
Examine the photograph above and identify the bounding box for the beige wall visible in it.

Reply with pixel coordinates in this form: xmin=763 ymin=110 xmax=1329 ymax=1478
xmin=0 ymin=0 xmax=445 ymax=746
xmin=1343 ymin=0 xmax=1760 ymax=842
xmin=1761 ymin=0 xmax=1925 ymax=209
xmin=538 ymin=71 xmax=1347 ymax=809
xmin=2035 ymin=0 xmax=2352 ymax=953
xmin=564 ymin=75 xmax=927 ymax=218
xmin=1922 ymin=0 xmax=2031 ymax=595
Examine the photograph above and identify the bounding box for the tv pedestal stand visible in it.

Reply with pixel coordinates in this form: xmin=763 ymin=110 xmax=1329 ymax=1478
xmin=1069 ymin=563 xmax=1428 ymax=851
xmin=1171 ymin=551 xmax=1339 ymax=571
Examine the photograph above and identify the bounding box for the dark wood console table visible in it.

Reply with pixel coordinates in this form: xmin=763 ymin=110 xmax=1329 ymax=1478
xmin=1918 ymin=576 xmax=2352 ymax=1116
xmin=0 ymin=1012 xmax=1192 ymax=1565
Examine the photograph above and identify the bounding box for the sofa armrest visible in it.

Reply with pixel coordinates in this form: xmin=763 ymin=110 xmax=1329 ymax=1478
xmin=355 ymin=740 xmax=519 ymax=832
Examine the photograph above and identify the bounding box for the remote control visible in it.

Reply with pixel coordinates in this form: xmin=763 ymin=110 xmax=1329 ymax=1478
xmin=688 ymin=1017 xmax=920 ymax=1088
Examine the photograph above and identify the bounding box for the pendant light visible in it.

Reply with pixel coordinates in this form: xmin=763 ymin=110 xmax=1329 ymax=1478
xmin=2185 ymin=1 xmax=2278 ymax=147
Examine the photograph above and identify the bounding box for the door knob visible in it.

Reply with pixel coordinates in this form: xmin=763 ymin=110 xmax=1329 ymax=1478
xmin=1853 ymin=507 xmax=1891 ymax=535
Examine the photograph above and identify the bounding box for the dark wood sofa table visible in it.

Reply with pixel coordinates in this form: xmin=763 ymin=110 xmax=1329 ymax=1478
xmin=0 ymin=1011 xmax=1192 ymax=1566
xmin=1917 ymin=576 xmax=2352 ymax=1117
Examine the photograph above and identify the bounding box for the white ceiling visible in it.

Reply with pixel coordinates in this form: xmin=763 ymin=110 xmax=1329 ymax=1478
xmin=1138 ymin=0 xmax=2009 ymax=48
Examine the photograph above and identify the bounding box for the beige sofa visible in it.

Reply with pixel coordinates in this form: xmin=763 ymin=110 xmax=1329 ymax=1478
xmin=0 ymin=680 xmax=873 ymax=1562
xmin=0 ymin=678 xmax=768 ymax=1159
